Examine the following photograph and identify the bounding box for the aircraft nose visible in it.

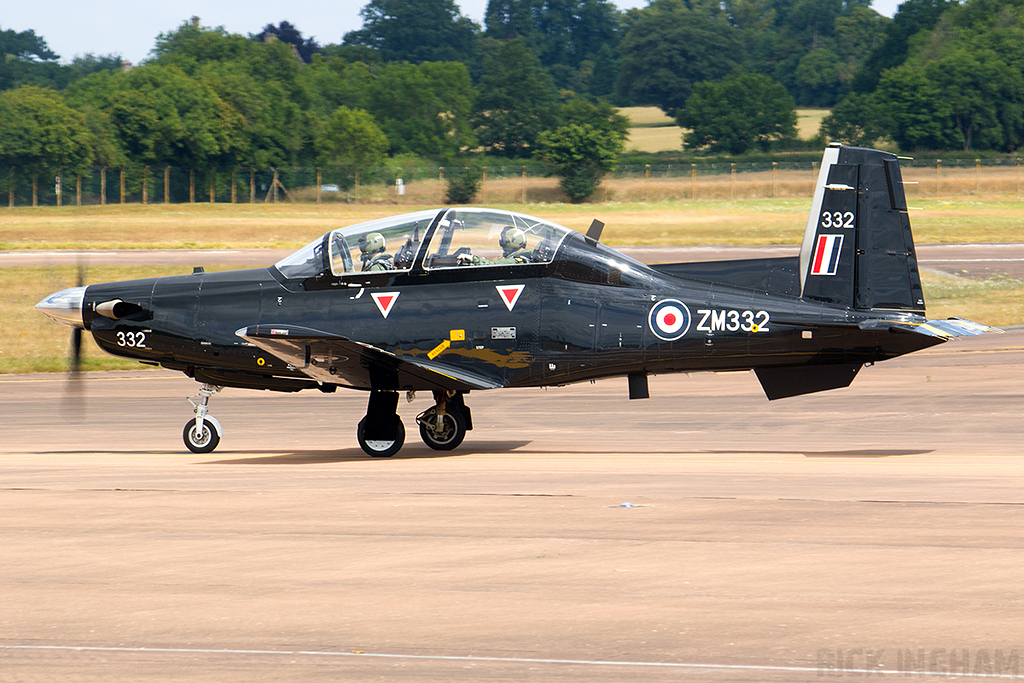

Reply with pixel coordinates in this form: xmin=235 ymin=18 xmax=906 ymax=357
xmin=36 ymin=286 xmax=86 ymax=329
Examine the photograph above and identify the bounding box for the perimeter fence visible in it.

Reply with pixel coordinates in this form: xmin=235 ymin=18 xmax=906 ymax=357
xmin=3 ymin=157 xmax=1023 ymax=207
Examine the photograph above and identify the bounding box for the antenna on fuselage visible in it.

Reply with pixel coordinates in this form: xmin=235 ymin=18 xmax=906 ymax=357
xmin=585 ymin=219 xmax=604 ymax=245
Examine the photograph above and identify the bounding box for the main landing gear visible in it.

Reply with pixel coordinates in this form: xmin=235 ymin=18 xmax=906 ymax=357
xmin=357 ymin=390 xmax=405 ymax=457
xmin=184 ymin=383 xmax=223 ymax=453
xmin=357 ymin=389 xmax=472 ymax=457
xmin=416 ymin=390 xmax=471 ymax=451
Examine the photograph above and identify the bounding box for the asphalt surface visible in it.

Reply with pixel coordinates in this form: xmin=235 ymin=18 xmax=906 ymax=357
xmin=3 ymin=243 xmax=1024 ymax=279
xmin=2 ymin=329 xmax=1022 ymax=681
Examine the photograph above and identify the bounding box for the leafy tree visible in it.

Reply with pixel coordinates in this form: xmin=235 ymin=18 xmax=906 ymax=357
xmin=300 ymin=55 xmax=376 ymax=114
xmin=472 ymin=39 xmax=558 ymax=157
xmin=536 ymin=122 xmax=624 ymax=202
xmin=151 ymin=24 xmax=318 ymax=165
xmin=199 ymin=60 xmax=310 ymax=167
xmin=315 ymin=106 xmax=388 ymax=179
xmin=344 ymin=0 xmax=479 ymax=64
xmin=365 ymin=61 xmax=476 ymax=160
xmin=873 ymin=64 xmax=952 ymax=150
xmin=615 ymin=0 xmax=744 ymax=115
xmin=851 ymin=0 xmax=954 ymax=93
xmin=0 ymin=26 xmax=59 ymax=91
xmin=0 ymin=86 xmax=93 ymax=180
xmin=68 ymin=65 xmax=245 ymax=168
xmin=792 ymin=48 xmax=843 ymax=107
xmin=819 ymin=92 xmax=886 ymax=147
xmin=924 ymin=45 xmax=1024 ymax=151
xmin=484 ymin=0 xmax=622 ymax=90
xmin=444 ymin=165 xmax=484 ymax=203
xmin=557 ymin=98 xmax=629 ymax=139
xmin=678 ymin=72 xmax=797 ymax=154
xmin=254 ymin=21 xmax=321 ymax=63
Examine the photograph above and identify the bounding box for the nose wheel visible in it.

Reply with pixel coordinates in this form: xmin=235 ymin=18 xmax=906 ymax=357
xmin=184 ymin=383 xmax=223 ymax=454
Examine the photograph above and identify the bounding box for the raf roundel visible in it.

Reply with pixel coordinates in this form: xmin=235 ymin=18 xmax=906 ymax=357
xmin=648 ymin=299 xmax=691 ymax=341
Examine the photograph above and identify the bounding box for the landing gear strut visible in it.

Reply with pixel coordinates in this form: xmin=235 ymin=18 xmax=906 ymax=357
xmin=357 ymin=390 xmax=404 ymax=457
xmin=417 ymin=391 xmax=471 ymax=451
xmin=184 ymin=383 xmax=223 ymax=453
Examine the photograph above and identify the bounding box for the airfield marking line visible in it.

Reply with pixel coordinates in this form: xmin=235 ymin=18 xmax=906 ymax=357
xmin=3 ymin=645 xmax=1024 ymax=678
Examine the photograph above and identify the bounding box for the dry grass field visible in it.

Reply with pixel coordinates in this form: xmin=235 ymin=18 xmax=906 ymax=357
xmin=621 ymin=107 xmax=829 ymax=153
xmin=3 ymin=193 xmax=1022 ymax=250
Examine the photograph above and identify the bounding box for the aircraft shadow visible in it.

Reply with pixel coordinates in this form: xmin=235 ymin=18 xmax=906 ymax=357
xmin=201 ymin=440 xmax=533 ymax=465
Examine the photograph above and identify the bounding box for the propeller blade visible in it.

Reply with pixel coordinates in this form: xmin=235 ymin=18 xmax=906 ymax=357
xmin=62 ymin=263 xmax=87 ymax=421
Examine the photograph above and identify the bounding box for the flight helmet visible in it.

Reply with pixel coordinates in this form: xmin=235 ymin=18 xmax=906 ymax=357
xmin=499 ymin=227 xmax=526 ymax=256
xmin=360 ymin=232 xmax=386 ymax=256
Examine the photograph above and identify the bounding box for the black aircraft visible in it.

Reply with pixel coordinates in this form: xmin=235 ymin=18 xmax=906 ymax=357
xmin=37 ymin=145 xmax=991 ymax=456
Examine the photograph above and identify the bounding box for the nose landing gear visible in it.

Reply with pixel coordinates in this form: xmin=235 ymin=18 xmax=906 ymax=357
xmin=184 ymin=383 xmax=223 ymax=454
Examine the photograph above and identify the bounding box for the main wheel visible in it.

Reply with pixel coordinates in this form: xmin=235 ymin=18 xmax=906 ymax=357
xmin=183 ymin=417 xmax=221 ymax=454
xmin=418 ymin=407 xmax=467 ymax=451
xmin=357 ymin=416 xmax=405 ymax=457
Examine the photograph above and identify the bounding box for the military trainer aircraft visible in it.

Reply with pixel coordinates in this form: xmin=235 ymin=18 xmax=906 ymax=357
xmin=37 ymin=145 xmax=991 ymax=456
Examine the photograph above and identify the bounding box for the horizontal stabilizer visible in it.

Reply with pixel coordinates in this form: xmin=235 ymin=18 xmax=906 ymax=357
xmin=858 ymin=317 xmax=998 ymax=339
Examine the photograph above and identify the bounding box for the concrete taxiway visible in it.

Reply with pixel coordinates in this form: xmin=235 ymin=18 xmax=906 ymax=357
xmin=3 ymin=243 xmax=1024 ymax=279
xmin=1 ymin=330 xmax=1022 ymax=681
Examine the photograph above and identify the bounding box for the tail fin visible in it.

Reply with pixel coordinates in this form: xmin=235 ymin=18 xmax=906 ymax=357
xmin=799 ymin=145 xmax=926 ymax=314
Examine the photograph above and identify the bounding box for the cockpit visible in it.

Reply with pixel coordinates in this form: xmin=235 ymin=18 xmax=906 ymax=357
xmin=274 ymin=208 xmax=575 ymax=280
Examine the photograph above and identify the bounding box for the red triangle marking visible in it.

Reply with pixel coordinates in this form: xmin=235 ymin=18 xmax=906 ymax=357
xmin=371 ymin=291 xmax=400 ymax=318
xmin=496 ymin=284 xmax=524 ymax=311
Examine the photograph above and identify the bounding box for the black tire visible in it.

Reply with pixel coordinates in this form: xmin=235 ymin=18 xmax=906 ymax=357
xmin=183 ymin=417 xmax=220 ymax=454
xmin=418 ymin=407 xmax=467 ymax=451
xmin=357 ymin=416 xmax=405 ymax=457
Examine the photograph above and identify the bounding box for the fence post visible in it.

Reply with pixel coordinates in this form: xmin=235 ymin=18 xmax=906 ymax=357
xmin=249 ymin=169 xmax=255 ymax=203
xmin=142 ymin=166 xmax=149 ymax=205
xmin=189 ymin=169 xmax=195 ymax=203
xmin=936 ymin=159 xmax=941 ymax=197
xmin=100 ymin=167 xmax=107 ymax=205
xmin=164 ymin=167 xmax=170 ymax=204
xmin=56 ymin=169 xmax=62 ymax=207
xmin=76 ymin=174 xmax=82 ymax=206
xmin=316 ymin=167 xmax=321 ymax=204
xmin=272 ymin=168 xmax=279 ymax=203
xmin=120 ymin=168 xmax=126 ymax=204
xmin=32 ymin=177 xmax=38 ymax=207
xmin=772 ymin=162 xmax=778 ymax=198
xmin=690 ymin=164 xmax=696 ymax=200
xmin=231 ymin=169 xmax=237 ymax=203
xmin=8 ymin=168 xmax=13 ymax=207
xmin=975 ymin=159 xmax=980 ymax=195
xmin=209 ymin=168 xmax=216 ymax=203
xmin=730 ymin=163 xmax=736 ymax=200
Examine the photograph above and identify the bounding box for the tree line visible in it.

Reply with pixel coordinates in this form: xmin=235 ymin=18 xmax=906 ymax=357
xmin=2 ymin=0 xmax=1024 ymax=206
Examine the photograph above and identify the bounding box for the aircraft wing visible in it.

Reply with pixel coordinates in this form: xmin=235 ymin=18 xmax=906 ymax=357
xmin=236 ymin=324 xmax=506 ymax=392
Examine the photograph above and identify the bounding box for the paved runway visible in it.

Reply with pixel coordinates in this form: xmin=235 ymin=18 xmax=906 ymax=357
xmin=1 ymin=330 xmax=1022 ymax=681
